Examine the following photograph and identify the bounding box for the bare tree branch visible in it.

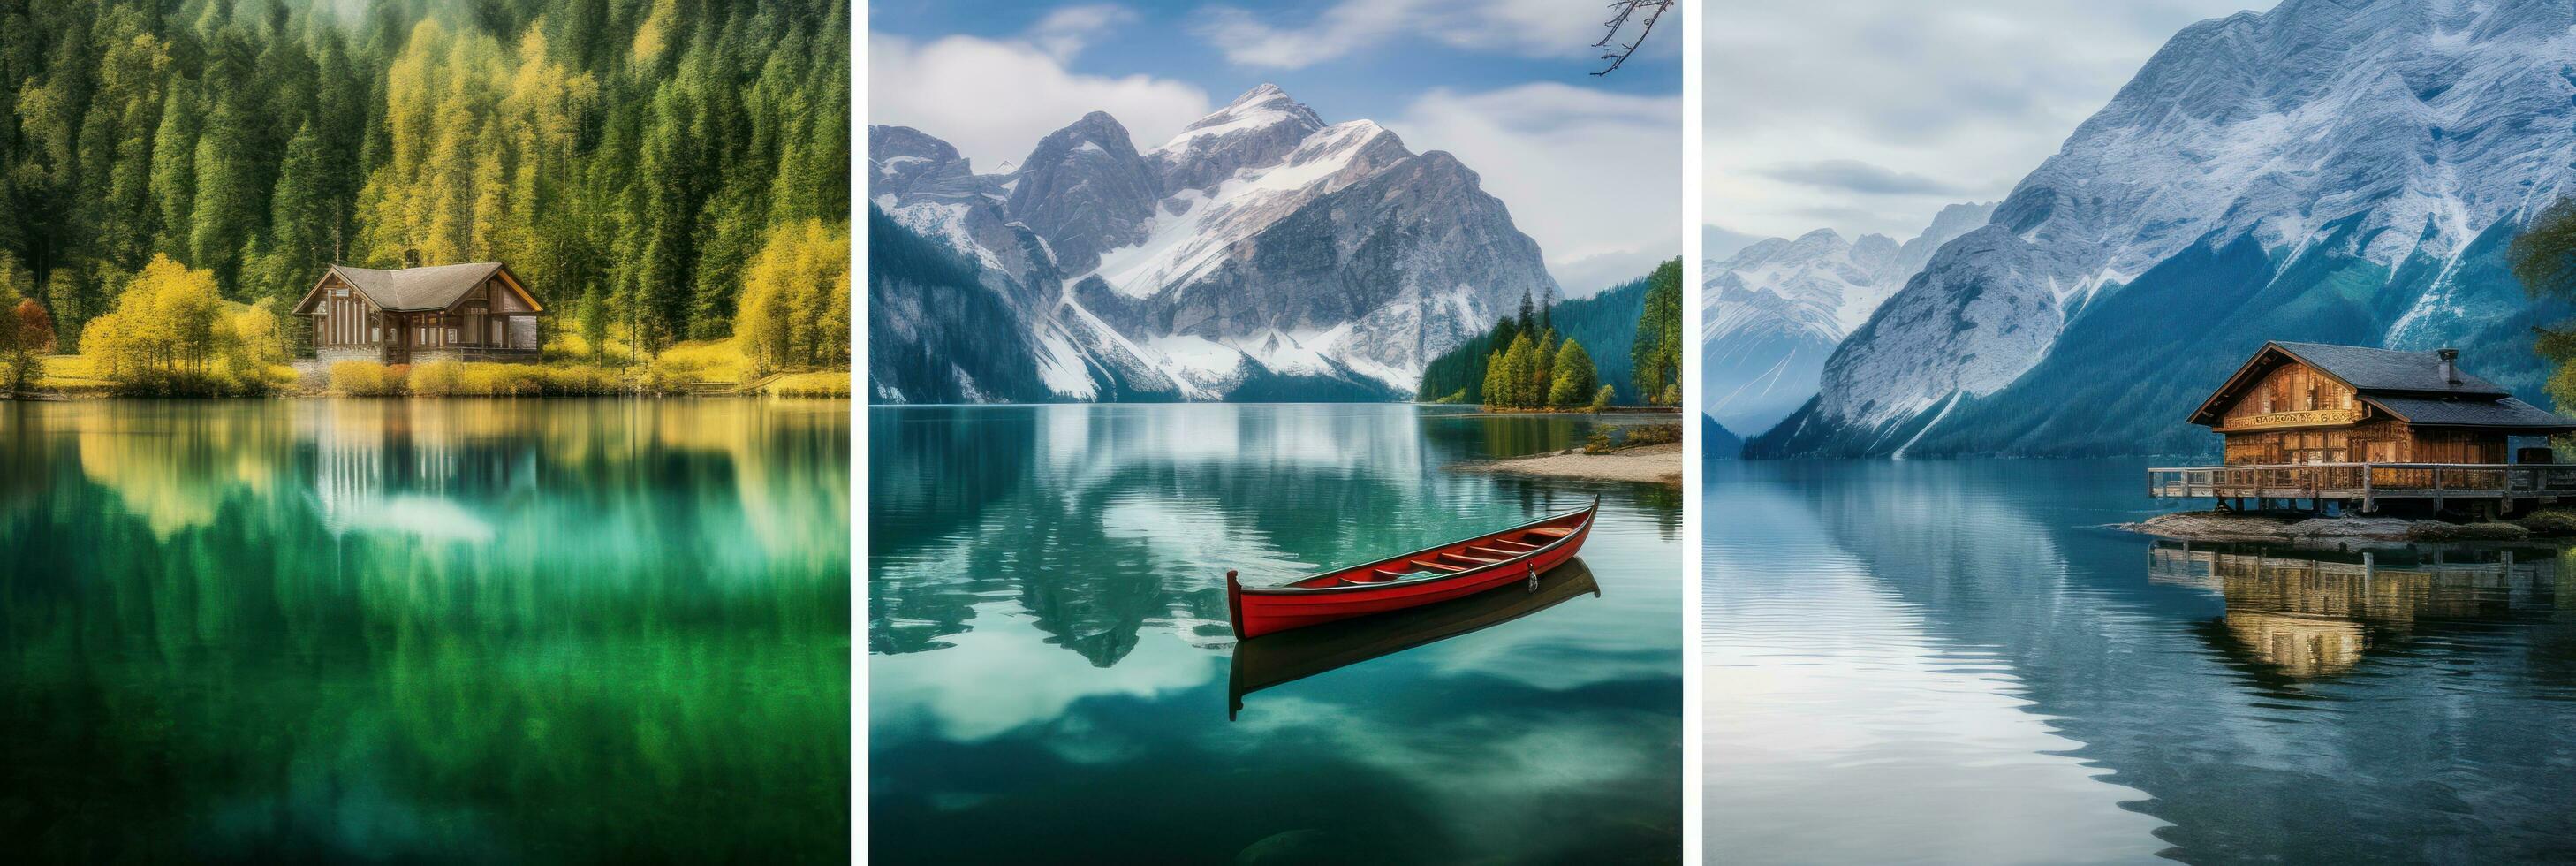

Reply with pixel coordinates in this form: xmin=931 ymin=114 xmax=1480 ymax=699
xmin=1593 ymin=0 xmax=1673 ymax=76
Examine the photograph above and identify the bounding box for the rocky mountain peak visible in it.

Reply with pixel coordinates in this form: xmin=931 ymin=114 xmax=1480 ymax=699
xmin=1760 ymin=0 xmax=2576 ymax=457
xmin=868 ymin=125 xmax=980 ymax=205
xmin=874 ymin=84 xmax=1560 ymax=403
xmin=1008 ymin=112 xmax=1163 ymax=276
xmin=1154 ymin=84 xmax=1332 ymax=193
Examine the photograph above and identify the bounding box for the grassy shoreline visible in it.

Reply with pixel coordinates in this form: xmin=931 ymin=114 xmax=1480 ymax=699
xmin=19 ymin=338 xmax=851 ymax=399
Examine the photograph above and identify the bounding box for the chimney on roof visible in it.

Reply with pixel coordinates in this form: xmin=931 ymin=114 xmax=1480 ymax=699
xmin=2437 ymin=347 xmax=2461 ymax=386
xmin=402 ymin=248 xmax=421 ymax=270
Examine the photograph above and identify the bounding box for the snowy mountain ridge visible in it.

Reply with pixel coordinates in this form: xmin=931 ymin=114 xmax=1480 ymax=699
xmin=1753 ymin=0 xmax=2576 ymax=456
xmin=869 ymin=84 xmax=1560 ymax=402
xmin=1699 ymin=202 xmax=1994 ymax=437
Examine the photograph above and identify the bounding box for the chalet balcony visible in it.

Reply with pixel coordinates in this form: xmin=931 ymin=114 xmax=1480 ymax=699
xmin=2147 ymin=462 xmax=2576 ymax=509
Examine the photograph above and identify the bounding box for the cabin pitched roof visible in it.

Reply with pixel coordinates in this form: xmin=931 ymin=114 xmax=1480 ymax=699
xmin=2190 ymin=340 xmax=2573 ymax=432
xmin=328 ymin=262 xmax=505 ymax=311
xmin=2360 ymin=395 xmax=2576 ymax=431
xmin=2267 ymin=341 xmax=2508 ymax=397
xmin=291 ymin=262 xmax=542 ymax=315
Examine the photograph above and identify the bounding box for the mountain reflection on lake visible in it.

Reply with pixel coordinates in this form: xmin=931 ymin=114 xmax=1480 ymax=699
xmin=1707 ymin=459 xmax=2576 ymax=865
xmin=868 ymin=404 xmax=1683 ymax=864
xmin=0 ymin=399 xmax=851 ymax=863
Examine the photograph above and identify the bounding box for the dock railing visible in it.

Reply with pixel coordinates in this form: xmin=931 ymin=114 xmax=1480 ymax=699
xmin=2147 ymin=462 xmax=2576 ymax=508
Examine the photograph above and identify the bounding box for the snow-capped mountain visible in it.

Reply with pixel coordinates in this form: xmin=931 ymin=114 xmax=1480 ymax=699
xmin=1752 ymin=0 xmax=2576 ymax=458
xmin=1701 ymin=202 xmax=1991 ymax=436
xmin=868 ymin=84 xmax=1560 ymax=403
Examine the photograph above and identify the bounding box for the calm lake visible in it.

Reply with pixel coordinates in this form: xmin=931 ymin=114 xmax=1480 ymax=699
xmin=0 ymin=399 xmax=851 ymax=863
xmin=1706 ymin=459 xmax=2576 ymax=865
xmin=869 ymin=404 xmax=1683 ymax=864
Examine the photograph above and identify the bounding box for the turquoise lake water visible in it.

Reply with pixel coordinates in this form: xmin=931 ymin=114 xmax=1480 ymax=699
xmin=868 ymin=404 xmax=1684 ymax=863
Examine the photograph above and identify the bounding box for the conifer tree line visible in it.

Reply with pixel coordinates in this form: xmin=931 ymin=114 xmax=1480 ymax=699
xmin=1414 ymin=257 xmax=1684 ymax=409
xmin=0 ymin=0 xmax=852 ymax=361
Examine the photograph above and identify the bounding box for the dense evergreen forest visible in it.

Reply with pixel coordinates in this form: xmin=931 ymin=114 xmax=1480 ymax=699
xmin=1415 ymin=258 xmax=1686 ymax=406
xmin=0 ymin=0 xmax=851 ymax=356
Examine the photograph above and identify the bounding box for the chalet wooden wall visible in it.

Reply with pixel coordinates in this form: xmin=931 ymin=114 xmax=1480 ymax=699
xmin=314 ymin=276 xmax=378 ymax=348
xmin=2218 ymin=361 xmax=2357 ymax=424
xmin=2223 ymin=419 xmax=2418 ymax=465
xmin=2213 ymin=361 xmax=2510 ymax=465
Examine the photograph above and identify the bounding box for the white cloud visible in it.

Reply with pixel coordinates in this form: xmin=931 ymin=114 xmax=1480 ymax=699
xmin=1196 ymin=0 xmax=1638 ymax=70
xmin=1706 ymin=0 xmax=2256 ymax=240
xmin=1396 ymin=83 xmax=1682 ymax=295
xmin=1024 ymin=4 xmax=1137 ymax=63
xmin=868 ymin=33 xmax=1212 ymax=171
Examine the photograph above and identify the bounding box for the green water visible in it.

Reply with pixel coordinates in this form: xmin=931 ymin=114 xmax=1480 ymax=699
xmin=0 ymin=399 xmax=851 ymax=863
xmin=869 ymin=404 xmax=1684 ymax=864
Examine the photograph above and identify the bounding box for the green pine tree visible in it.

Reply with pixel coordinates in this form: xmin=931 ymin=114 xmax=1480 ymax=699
xmin=1549 ymin=338 xmax=1597 ymax=407
xmin=1631 ymin=258 xmax=1684 ymax=406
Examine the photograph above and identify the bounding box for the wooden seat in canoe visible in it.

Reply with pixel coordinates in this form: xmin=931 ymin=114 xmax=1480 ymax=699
xmin=1487 ymin=539 xmax=1541 ymax=551
xmin=1412 ymin=559 xmax=1466 ymax=572
xmin=1470 ymin=545 xmax=1523 ymax=558
xmin=1439 ymin=552 xmax=1500 ymax=566
xmin=1527 ymin=528 xmax=1575 ymax=537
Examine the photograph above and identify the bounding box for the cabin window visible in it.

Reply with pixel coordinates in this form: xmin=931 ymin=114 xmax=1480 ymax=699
xmin=447 ymin=328 xmax=458 ymax=343
xmin=332 ymin=288 xmax=348 ymax=297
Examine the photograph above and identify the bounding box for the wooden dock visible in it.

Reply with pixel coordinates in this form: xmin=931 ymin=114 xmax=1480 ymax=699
xmin=2147 ymin=462 xmax=2576 ymax=513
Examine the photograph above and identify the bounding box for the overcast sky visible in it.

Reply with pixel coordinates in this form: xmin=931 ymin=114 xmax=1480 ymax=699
xmin=1704 ymin=0 xmax=2260 ymax=254
xmin=868 ymin=0 xmax=1684 ymax=297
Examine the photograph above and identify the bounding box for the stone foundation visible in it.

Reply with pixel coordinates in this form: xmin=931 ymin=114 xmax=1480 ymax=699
xmin=315 ymin=347 xmax=384 ymax=365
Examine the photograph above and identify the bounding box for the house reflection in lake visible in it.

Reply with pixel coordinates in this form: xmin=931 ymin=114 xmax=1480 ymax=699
xmin=305 ymin=400 xmax=541 ymax=543
xmin=2148 ymin=540 xmax=2570 ymax=679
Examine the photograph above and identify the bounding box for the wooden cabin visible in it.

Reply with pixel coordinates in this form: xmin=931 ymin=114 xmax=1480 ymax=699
xmin=292 ymin=259 xmax=544 ymax=365
xmin=2150 ymin=341 xmax=2576 ymax=514
xmin=2187 ymin=341 xmax=2572 ymax=464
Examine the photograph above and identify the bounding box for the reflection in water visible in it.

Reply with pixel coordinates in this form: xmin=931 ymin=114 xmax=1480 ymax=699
xmin=1709 ymin=459 xmax=2576 ymax=865
xmin=870 ymin=404 xmax=1680 ymax=864
xmin=0 ymin=399 xmax=851 ymax=863
xmin=1231 ymin=559 xmax=1602 ymax=719
xmin=2150 ymin=543 xmax=2566 ymax=681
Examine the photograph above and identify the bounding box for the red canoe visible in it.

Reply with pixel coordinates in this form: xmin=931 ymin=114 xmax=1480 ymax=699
xmin=1225 ymin=497 xmax=1599 ymax=639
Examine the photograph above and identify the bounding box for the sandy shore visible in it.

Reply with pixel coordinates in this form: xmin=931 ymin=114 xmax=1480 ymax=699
xmin=1451 ymin=442 xmax=1683 ymax=485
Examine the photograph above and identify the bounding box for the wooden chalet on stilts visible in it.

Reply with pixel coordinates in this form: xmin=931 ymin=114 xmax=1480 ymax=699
xmin=2148 ymin=341 xmax=2576 ymax=517
xmin=292 ymin=254 xmax=545 ymax=366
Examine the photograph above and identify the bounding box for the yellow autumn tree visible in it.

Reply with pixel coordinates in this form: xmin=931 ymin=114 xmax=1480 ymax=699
xmin=81 ymin=254 xmax=224 ymax=391
xmin=225 ymin=299 xmax=292 ymax=377
xmin=733 ymin=219 xmax=852 ymax=375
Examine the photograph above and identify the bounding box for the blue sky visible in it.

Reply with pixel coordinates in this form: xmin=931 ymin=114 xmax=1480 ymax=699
xmin=868 ymin=0 xmax=1683 ymax=295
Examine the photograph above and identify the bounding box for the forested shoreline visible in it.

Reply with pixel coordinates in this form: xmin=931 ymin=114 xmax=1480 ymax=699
xmin=1 ymin=0 xmax=852 ymax=389
xmin=1416 ymin=258 xmax=1686 ymax=410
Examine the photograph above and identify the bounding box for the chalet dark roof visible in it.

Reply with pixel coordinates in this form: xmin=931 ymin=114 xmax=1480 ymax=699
xmin=2360 ymin=395 xmax=2576 ymax=431
xmin=2191 ymin=340 xmax=2575 ymax=431
xmin=2268 ymin=341 xmax=2509 ymax=397
xmin=327 ymin=262 xmax=506 ymax=311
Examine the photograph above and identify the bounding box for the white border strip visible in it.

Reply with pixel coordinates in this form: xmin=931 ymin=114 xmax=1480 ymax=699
xmin=1678 ymin=1 xmax=1708 ymax=862
xmin=850 ymin=0 xmax=871 ymax=859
